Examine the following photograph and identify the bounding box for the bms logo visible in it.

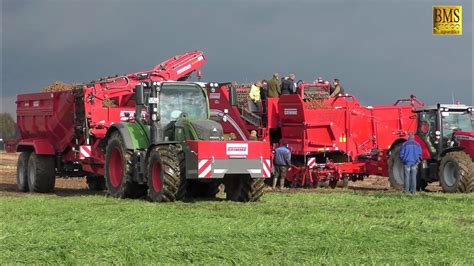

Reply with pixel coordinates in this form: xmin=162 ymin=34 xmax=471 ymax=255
xmin=433 ymin=6 xmax=462 ymax=35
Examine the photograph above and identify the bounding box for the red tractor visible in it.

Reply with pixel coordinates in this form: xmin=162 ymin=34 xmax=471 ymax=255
xmin=388 ymin=104 xmax=474 ymax=192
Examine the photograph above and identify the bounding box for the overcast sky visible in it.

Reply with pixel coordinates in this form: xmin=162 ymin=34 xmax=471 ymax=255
xmin=1 ymin=0 xmax=473 ymax=118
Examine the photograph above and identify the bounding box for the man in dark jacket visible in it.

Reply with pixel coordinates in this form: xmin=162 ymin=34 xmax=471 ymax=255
xmin=399 ymin=132 xmax=422 ymax=194
xmin=273 ymin=141 xmax=291 ymax=190
xmin=330 ymin=78 xmax=345 ymax=97
xmin=267 ymin=73 xmax=281 ymax=98
xmin=281 ymin=74 xmax=296 ymax=95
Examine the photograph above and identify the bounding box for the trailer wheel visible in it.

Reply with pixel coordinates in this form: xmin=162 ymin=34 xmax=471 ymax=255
xmin=86 ymin=175 xmax=106 ymax=191
xmin=224 ymin=174 xmax=264 ymax=202
xmin=27 ymin=153 xmax=55 ymax=193
xmin=187 ymin=180 xmax=221 ymax=198
xmin=16 ymin=152 xmax=30 ymax=192
xmin=439 ymin=151 xmax=473 ymax=193
xmin=388 ymin=144 xmax=404 ymax=190
xmin=147 ymin=145 xmax=183 ymax=202
xmin=105 ymin=132 xmax=146 ymax=198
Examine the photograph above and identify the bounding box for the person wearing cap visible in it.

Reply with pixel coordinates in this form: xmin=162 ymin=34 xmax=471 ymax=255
xmin=399 ymin=132 xmax=422 ymax=194
xmin=281 ymin=74 xmax=296 ymax=95
xmin=267 ymin=73 xmax=281 ymax=98
xmin=330 ymin=78 xmax=345 ymax=97
xmin=273 ymin=141 xmax=291 ymax=190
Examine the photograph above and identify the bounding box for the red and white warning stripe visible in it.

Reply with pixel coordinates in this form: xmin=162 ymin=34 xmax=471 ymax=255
xmin=79 ymin=145 xmax=91 ymax=159
xmin=198 ymin=159 xmax=212 ymax=178
xmin=263 ymin=159 xmax=271 ymax=178
xmin=307 ymin=157 xmax=316 ymax=169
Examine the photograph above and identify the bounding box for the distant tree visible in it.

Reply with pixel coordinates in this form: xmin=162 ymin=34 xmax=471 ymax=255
xmin=0 ymin=113 xmax=17 ymax=139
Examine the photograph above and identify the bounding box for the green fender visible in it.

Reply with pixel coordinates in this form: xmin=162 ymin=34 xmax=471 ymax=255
xmin=107 ymin=122 xmax=150 ymax=150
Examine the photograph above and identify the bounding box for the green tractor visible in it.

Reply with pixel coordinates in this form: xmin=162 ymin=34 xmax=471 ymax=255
xmin=103 ymin=81 xmax=270 ymax=202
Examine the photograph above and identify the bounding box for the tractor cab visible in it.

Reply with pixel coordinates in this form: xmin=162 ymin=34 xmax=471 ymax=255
xmin=134 ymin=81 xmax=224 ymax=144
xmin=414 ymin=104 xmax=473 ymax=158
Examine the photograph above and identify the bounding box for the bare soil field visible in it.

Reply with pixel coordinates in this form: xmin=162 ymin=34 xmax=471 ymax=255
xmin=0 ymin=152 xmax=440 ymax=197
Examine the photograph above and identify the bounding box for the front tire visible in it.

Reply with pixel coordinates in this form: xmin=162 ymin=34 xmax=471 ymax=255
xmin=105 ymin=132 xmax=146 ymax=198
xmin=147 ymin=145 xmax=183 ymax=202
xmin=27 ymin=153 xmax=55 ymax=193
xmin=16 ymin=152 xmax=30 ymax=192
xmin=439 ymin=151 xmax=473 ymax=193
xmin=388 ymin=144 xmax=404 ymax=190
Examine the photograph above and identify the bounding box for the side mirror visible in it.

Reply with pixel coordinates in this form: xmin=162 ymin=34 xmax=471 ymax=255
xmin=135 ymin=85 xmax=144 ymax=105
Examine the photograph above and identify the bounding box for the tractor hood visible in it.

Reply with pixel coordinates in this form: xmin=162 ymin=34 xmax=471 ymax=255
xmin=454 ymin=131 xmax=474 ymax=158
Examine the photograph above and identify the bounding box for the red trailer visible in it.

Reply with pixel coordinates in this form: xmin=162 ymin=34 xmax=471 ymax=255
xmin=207 ymin=81 xmax=423 ymax=187
xmin=15 ymin=51 xmax=207 ymax=181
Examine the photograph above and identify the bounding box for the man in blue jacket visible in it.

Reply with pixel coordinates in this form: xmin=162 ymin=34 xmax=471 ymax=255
xmin=399 ymin=132 xmax=422 ymax=194
xmin=273 ymin=141 xmax=291 ymax=190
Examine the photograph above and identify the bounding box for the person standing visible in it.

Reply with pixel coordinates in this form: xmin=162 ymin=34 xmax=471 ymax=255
xmin=267 ymin=73 xmax=281 ymax=98
xmin=281 ymin=74 xmax=296 ymax=95
xmin=273 ymin=141 xmax=291 ymax=190
xmin=248 ymin=81 xmax=262 ymax=112
xmin=399 ymin=132 xmax=422 ymax=194
xmin=330 ymin=78 xmax=345 ymax=97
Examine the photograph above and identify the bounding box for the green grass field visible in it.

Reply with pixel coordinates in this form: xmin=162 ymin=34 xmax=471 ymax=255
xmin=1 ymin=191 xmax=473 ymax=264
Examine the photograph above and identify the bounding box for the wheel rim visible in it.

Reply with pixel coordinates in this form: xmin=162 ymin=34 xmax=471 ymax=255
xmin=109 ymin=147 xmax=123 ymax=188
xmin=152 ymin=161 xmax=163 ymax=193
xmin=443 ymin=161 xmax=458 ymax=187
xmin=393 ymin=157 xmax=404 ymax=185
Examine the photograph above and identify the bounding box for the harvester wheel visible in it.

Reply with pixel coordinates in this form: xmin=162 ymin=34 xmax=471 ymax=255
xmin=388 ymin=144 xmax=404 ymax=190
xmin=439 ymin=151 xmax=473 ymax=193
xmin=319 ymin=180 xmax=330 ymax=188
xmin=187 ymin=180 xmax=221 ymax=198
xmin=16 ymin=152 xmax=30 ymax=192
xmin=147 ymin=145 xmax=183 ymax=202
xmin=329 ymin=179 xmax=338 ymax=189
xmin=224 ymin=174 xmax=264 ymax=202
xmin=27 ymin=153 xmax=55 ymax=193
xmin=336 ymin=177 xmax=349 ymax=188
xmin=86 ymin=175 xmax=106 ymax=191
xmin=105 ymin=132 xmax=146 ymax=198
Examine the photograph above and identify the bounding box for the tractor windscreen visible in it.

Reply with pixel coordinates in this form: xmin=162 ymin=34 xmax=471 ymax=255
xmin=159 ymin=84 xmax=208 ymax=126
xmin=441 ymin=110 xmax=473 ymax=138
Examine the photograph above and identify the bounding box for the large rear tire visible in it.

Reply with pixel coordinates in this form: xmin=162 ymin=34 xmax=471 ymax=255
xmin=105 ymin=132 xmax=146 ymax=198
xmin=27 ymin=153 xmax=55 ymax=193
xmin=438 ymin=151 xmax=473 ymax=193
xmin=388 ymin=144 xmax=404 ymax=190
xmin=224 ymin=174 xmax=264 ymax=202
xmin=147 ymin=145 xmax=184 ymax=202
xmin=16 ymin=152 xmax=30 ymax=192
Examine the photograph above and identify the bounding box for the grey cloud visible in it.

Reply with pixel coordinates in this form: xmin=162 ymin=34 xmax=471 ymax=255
xmin=1 ymin=0 xmax=472 ymax=118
